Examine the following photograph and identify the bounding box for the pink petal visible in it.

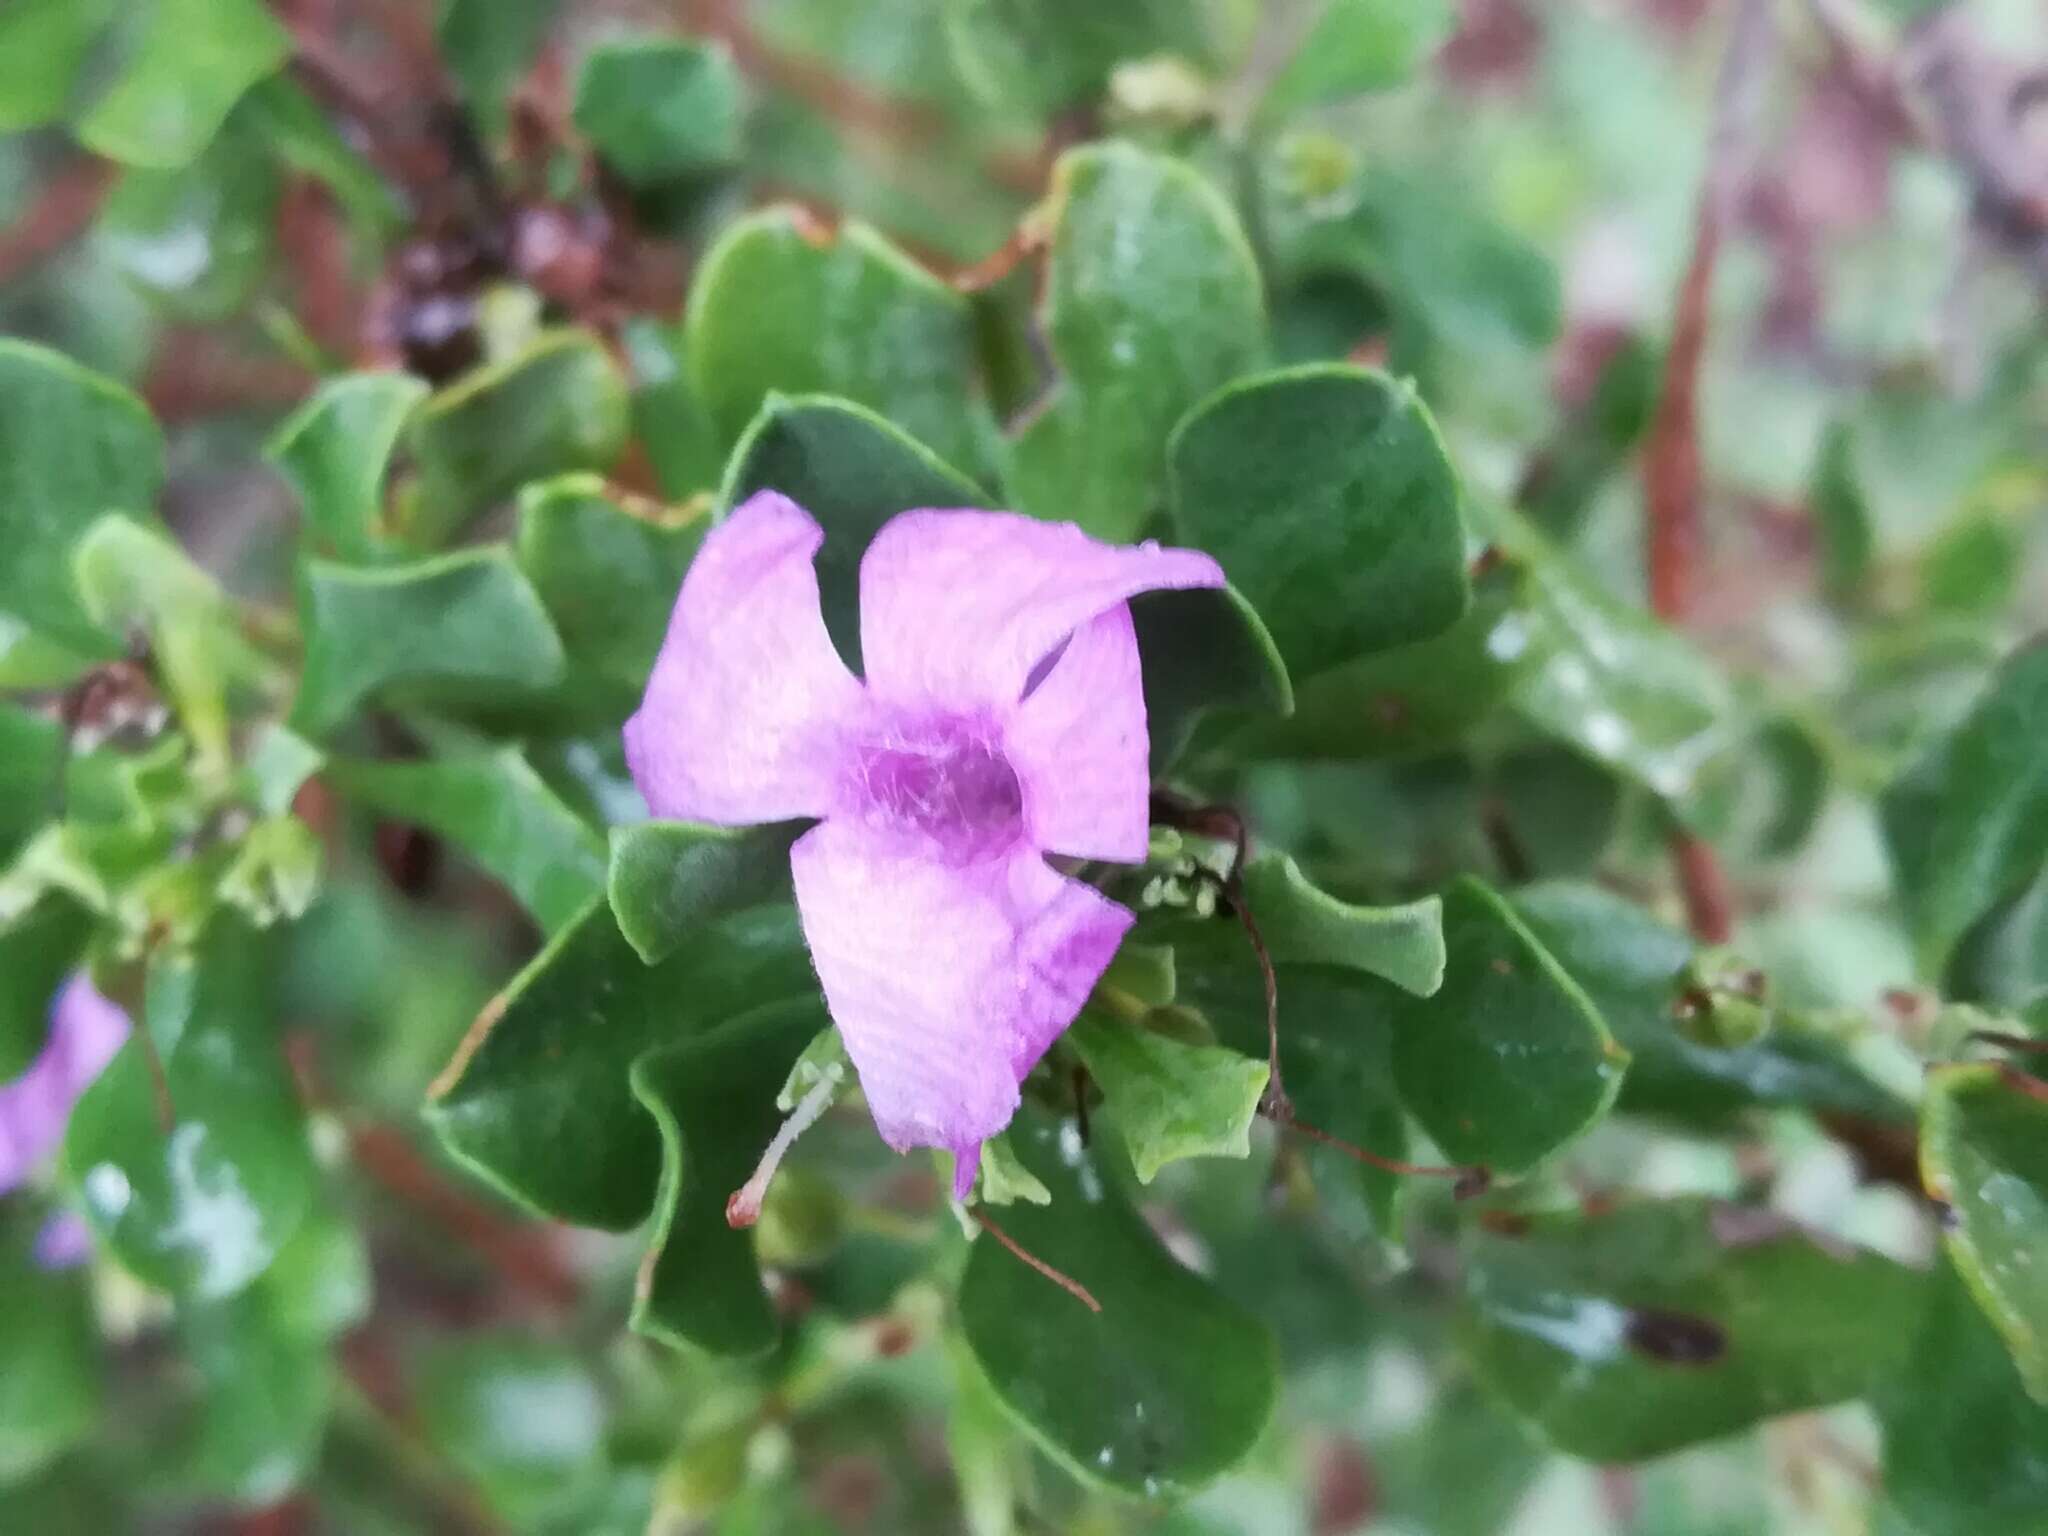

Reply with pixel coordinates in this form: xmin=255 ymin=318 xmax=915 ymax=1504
xmin=789 ymin=820 xmax=1131 ymax=1181
xmin=1007 ymin=606 xmax=1151 ymax=863
xmin=0 ymin=973 xmax=130 ymax=1198
xmin=856 ymin=511 xmax=1223 ymax=710
xmin=625 ymin=492 xmax=870 ymax=824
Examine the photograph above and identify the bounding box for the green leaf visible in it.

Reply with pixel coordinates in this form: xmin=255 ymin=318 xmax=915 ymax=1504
xmin=1881 ymin=638 xmax=2048 ymax=977
xmin=606 ymin=819 xmax=802 ymax=965
xmin=240 ymin=76 xmax=403 ymax=245
xmin=1170 ymin=923 xmax=1415 ymax=1235
xmin=63 ymin=923 xmax=315 ymax=1300
xmin=1495 ymin=507 xmax=1739 ymax=817
xmin=1066 ymin=1014 xmax=1267 ymax=1183
xmin=1877 ymin=1260 xmax=2048 ymax=1536
xmin=266 ymin=372 xmax=429 ymax=562
xmin=1267 ymin=153 xmax=1560 ymax=357
xmin=325 ymin=749 xmax=604 ymax=935
xmin=0 ymin=702 xmax=64 ymax=866
xmin=717 ymin=393 xmax=992 ymax=667
xmin=514 ymin=474 xmax=706 ymax=714
xmin=217 ymin=813 xmax=323 ymax=928
xmin=75 ymin=0 xmax=290 ymax=168
xmin=572 ymin=36 xmax=742 ymax=186
xmin=1012 ymin=143 xmax=1265 ymax=543
xmin=403 ymin=330 xmax=631 ymax=545
xmin=0 ymin=898 xmax=91 ymax=1078
xmin=628 ymin=999 xmax=826 ymax=1355
xmin=97 ymin=123 xmax=278 ymax=321
xmin=1513 ymin=881 xmax=1910 ymax=1126
xmin=1922 ymin=1062 xmax=2048 ymax=1402
xmin=1169 ymin=365 xmax=1467 ymax=679
xmin=945 ymin=0 xmax=1213 ymax=115
xmin=0 ymin=0 xmax=111 ymax=129
xmin=974 ymin=1132 xmax=1052 ymax=1206
xmin=427 ymin=902 xmax=815 ymax=1229
xmin=0 ymin=1229 xmax=101 ymax=1483
xmin=622 ymin=318 xmax=723 ymax=498
xmin=1461 ymin=1196 xmax=1924 ymax=1461
xmin=1240 ymin=852 xmax=1445 ymax=996
xmin=256 ymin=1198 xmax=372 ymax=1341
xmin=0 ymin=340 xmax=164 ymax=657
xmin=1259 ymin=0 xmax=1456 ymax=117
xmin=1810 ymin=418 xmax=1873 ymax=606
xmin=416 ymin=1333 xmax=607 ymax=1527
xmin=175 ymin=1290 xmax=333 ymax=1506
xmin=1130 ymin=583 xmax=1293 ymax=772
xmin=958 ymin=1110 xmax=1278 ymax=1497
xmin=72 ymin=515 xmax=268 ymax=766
xmin=1386 ymin=876 xmax=1625 ymax=1172
xmin=687 ymin=211 xmax=990 ymax=477
xmin=1226 ymin=556 xmax=1530 ymax=760
xmin=291 ymin=546 xmax=567 ymax=737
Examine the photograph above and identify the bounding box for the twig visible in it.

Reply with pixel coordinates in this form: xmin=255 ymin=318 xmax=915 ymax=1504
xmin=971 ymin=1207 xmax=1101 ymax=1312
xmin=1270 ymin=1109 xmax=1491 ymax=1198
xmin=1668 ymin=824 xmax=1736 ymax=944
xmin=1644 ymin=0 xmax=1776 ymax=623
xmin=0 ymin=158 xmax=113 ymax=286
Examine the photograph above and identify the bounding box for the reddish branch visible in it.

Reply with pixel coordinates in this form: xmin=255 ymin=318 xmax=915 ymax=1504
xmin=0 ymin=158 xmax=112 ymax=286
xmin=1643 ymin=0 xmax=1773 ymax=943
xmin=972 ymin=1207 xmax=1101 ymax=1312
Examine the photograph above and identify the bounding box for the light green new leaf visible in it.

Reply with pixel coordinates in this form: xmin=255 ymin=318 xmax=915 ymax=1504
xmin=1067 ymin=1014 xmax=1268 ymax=1183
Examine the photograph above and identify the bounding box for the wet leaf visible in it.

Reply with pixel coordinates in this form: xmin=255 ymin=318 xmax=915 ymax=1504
xmin=1240 ymin=852 xmax=1444 ymax=996
xmin=404 ymin=331 xmax=631 ymax=544
xmin=946 ymin=0 xmax=1213 ymax=115
xmin=1881 ymin=638 xmax=2048 ymax=977
xmin=416 ymin=1332 xmax=608 ymax=1526
xmin=573 ymin=35 xmax=743 ymax=186
xmin=0 ymin=1227 xmax=101 ymax=1483
xmin=266 ymin=372 xmax=429 ymax=562
xmin=1387 ymin=876 xmax=1625 ymax=1172
xmin=606 ymin=819 xmax=802 ymax=965
xmin=0 ymin=0 xmax=111 ymax=129
xmin=1066 ymin=1013 xmax=1267 ymax=1183
xmin=1877 ymin=1260 xmax=2048 ymax=1535
xmin=1012 ymin=143 xmax=1265 ymax=543
xmin=629 ymin=998 xmax=826 ymax=1355
xmin=1513 ymin=881 xmax=1910 ymax=1126
xmin=514 ymin=473 xmax=706 ymax=715
xmin=62 ymin=922 xmax=315 ymax=1300
xmin=291 ymin=546 xmax=567 ymax=737
xmin=687 ymin=210 xmax=990 ymax=477
xmin=1169 ymin=365 xmax=1467 ymax=680
xmin=1461 ymin=1197 xmax=1924 ymax=1461
xmin=325 ymin=749 xmax=605 ymax=936
xmin=1259 ymin=0 xmax=1456 ymax=117
xmin=958 ymin=1110 xmax=1278 ymax=1497
xmin=427 ymin=901 xmax=815 ymax=1229
xmin=175 ymin=1289 xmax=333 ymax=1506
xmin=0 ymin=340 xmax=163 ymax=658
xmin=76 ymin=0 xmax=290 ymax=168
xmin=1921 ymin=1061 xmax=2048 ymax=1401
xmin=96 ymin=123 xmax=278 ymax=321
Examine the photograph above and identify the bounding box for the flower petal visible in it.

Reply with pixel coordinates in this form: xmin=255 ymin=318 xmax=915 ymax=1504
xmin=789 ymin=820 xmax=1131 ymax=1179
xmin=857 ymin=511 xmax=1223 ymax=709
xmin=625 ymin=492 xmax=869 ymax=824
xmin=0 ymin=974 xmax=129 ymax=1198
xmin=1007 ymin=605 xmax=1151 ymax=863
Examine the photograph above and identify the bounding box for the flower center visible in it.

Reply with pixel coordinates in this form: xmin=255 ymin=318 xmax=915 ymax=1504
xmin=851 ymin=716 xmax=1024 ymax=857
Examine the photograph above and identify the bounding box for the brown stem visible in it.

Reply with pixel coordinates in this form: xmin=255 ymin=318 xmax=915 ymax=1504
xmin=1668 ymin=825 xmax=1736 ymax=944
xmin=972 ymin=1207 xmax=1101 ymax=1312
xmin=1266 ymin=1106 xmax=1491 ymax=1199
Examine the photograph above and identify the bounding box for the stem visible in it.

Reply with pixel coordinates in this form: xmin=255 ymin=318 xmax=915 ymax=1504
xmin=1265 ymin=1105 xmax=1491 ymax=1199
xmin=971 ymin=1208 xmax=1101 ymax=1312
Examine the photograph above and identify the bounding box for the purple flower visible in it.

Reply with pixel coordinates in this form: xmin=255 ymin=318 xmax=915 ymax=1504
xmin=0 ymin=973 xmax=130 ymax=1201
xmin=625 ymin=493 xmax=1222 ymax=1196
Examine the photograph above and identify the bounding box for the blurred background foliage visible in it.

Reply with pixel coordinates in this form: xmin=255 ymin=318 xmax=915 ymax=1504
xmin=1 ymin=0 xmax=2046 ymax=1532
